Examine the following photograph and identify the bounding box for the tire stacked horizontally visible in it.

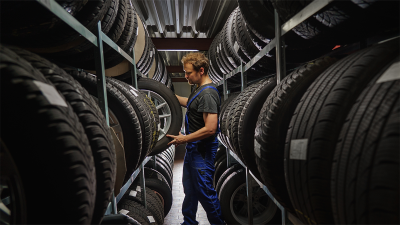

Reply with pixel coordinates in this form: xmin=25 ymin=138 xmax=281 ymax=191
xmin=118 ymin=146 xmax=176 ymax=224
xmin=0 ymin=0 xmax=172 ymax=88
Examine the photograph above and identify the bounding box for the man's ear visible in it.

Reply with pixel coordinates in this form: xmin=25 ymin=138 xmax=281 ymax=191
xmin=199 ymin=67 xmax=204 ymax=75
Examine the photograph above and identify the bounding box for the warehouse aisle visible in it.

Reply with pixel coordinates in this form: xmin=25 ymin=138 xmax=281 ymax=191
xmin=164 ymin=145 xmax=210 ymax=225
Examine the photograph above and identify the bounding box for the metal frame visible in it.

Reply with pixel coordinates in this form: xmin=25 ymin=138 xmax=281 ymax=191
xmin=218 ymin=1 xmax=334 ymax=224
xmin=36 ymin=0 xmax=151 ymax=215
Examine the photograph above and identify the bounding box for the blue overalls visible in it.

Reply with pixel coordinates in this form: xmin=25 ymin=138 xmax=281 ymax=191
xmin=181 ymin=86 xmax=225 ymax=225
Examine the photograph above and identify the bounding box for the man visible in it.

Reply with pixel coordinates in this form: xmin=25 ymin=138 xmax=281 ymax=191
xmin=166 ymin=52 xmax=225 ymax=225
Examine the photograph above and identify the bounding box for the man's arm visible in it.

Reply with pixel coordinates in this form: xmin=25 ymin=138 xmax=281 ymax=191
xmin=166 ymin=112 xmax=218 ymax=145
xmin=176 ymin=94 xmax=188 ymax=107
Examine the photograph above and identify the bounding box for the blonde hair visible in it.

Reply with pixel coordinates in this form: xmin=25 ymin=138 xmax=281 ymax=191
xmin=181 ymin=52 xmax=209 ymax=75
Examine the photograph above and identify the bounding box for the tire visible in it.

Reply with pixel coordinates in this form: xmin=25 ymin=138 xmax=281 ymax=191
xmin=331 ymin=57 xmax=400 ymax=224
xmin=123 ymin=186 xmax=164 ymax=225
xmin=222 ymin=8 xmax=241 ymax=68
xmin=233 ymin=10 xmax=274 ymax=73
xmin=219 ymin=168 xmax=278 ymax=225
xmin=219 ymin=93 xmax=239 ymax=151
xmin=0 ymin=0 xmax=86 ymax=47
xmin=43 ymin=0 xmax=117 ymax=57
xmin=215 ymin=164 xmax=243 ymax=195
xmin=8 ymin=46 xmax=117 ymax=225
xmin=118 ymin=199 xmax=157 ymax=225
xmin=284 ymin=38 xmax=399 ymax=224
xmin=213 ymin=156 xmax=227 ymax=189
xmin=101 ymin=214 xmax=141 ymax=225
xmin=236 ymin=78 xmax=277 ymax=181
xmin=67 ymin=70 xmax=143 ymax=183
xmin=271 ymin=0 xmax=399 ymax=45
xmin=209 ymin=33 xmax=225 ymax=79
xmin=142 ymin=168 xmax=173 ymax=216
xmin=216 ymin=32 xmax=233 ymax=74
xmin=138 ymin=78 xmax=182 ymax=155
xmin=226 ymin=80 xmax=265 ymax=161
xmin=61 ymin=0 xmax=129 ymax=69
xmin=254 ymin=57 xmax=338 ymax=213
xmin=105 ymin=6 xmax=139 ymax=69
xmin=156 ymin=154 xmax=174 ymax=178
xmin=0 ymin=45 xmax=96 ymax=224
xmin=145 ymin=158 xmax=173 ymax=188
xmin=107 ymin=78 xmax=153 ymax=165
xmin=214 ymin=146 xmax=227 ymax=167
xmin=0 ymin=140 xmax=27 ymax=224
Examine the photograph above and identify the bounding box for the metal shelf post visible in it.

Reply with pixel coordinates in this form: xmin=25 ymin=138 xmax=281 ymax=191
xmin=275 ymin=9 xmax=286 ymax=84
xmin=139 ymin=162 xmax=147 ymax=209
xmin=94 ymin=21 xmax=110 ymax=126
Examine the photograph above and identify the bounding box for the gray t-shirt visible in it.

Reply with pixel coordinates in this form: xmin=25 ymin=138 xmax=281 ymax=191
xmin=187 ymin=83 xmax=220 ymax=141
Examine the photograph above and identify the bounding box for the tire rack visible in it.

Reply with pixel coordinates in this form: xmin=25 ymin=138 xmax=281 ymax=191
xmin=218 ymin=1 xmax=335 ymax=224
xmin=34 ymin=0 xmax=159 ymax=216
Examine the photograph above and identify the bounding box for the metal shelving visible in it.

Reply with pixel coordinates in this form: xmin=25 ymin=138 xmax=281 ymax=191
xmin=35 ymin=0 xmax=152 ymax=216
xmin=218 ymin=1 xmax=334 ymax=224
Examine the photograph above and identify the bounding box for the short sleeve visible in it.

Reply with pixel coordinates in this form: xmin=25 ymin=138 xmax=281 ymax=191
xmin=197 ymin=93 xmax=219 ymax=114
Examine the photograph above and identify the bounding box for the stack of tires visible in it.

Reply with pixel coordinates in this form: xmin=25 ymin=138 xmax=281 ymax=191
xmin=1 ymin=44 xmax=116 ymax=224
xmin=117 ymin=146 xmax=176 ymax=224
xmin=209 ymin=0 xmax=399 ymax=88
xmin=218 ymin=29 xmax=399 ymax=225
xmin=0 ymin=44 xmax=183 ymax=224
xmin=0 ymin=0 xmax=172 ymax=89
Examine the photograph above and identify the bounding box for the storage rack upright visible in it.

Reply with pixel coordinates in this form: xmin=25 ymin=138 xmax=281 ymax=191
xmin=217 ymin=1 xmax=336 ymax=224
xmin=33 ymin=0 xmax=164 ymax=216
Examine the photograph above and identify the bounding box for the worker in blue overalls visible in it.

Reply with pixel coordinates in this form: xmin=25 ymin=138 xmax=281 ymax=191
xmin=166 ymin=52 xmax=225 ymax=225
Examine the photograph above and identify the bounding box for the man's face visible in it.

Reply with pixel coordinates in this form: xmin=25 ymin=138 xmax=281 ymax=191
xmin=184 ymin=63 xmax=202 ymax=85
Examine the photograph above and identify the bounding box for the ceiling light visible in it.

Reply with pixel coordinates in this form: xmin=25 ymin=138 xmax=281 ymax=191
xmin=158 ymin=49 xmax=199 ymax=52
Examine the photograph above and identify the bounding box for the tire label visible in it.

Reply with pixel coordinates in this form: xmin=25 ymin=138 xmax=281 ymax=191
xmin=130 ymin=88 xmax=138 ymax=97
xmin=219 ymin=43 xmax=222 ymax=52
xmin=376 ymin=61 xmax=400 ymax=83
xmin=119 ymin=209 xmax=129 ymax=215
xmin=136 ymin=186 xmax=141 ymax=192
xmin=33 ymin=81 xmax=68 ymax=107
xmin=129 ymin=190 xmax=137 ymax=197
xmin=234 ymin=41 xmax=239 ymax=53
xmin=147 ymin=216 xmax=155 ymax=223
xmin=157 ymin=173 xmax=163 ymax=181
xmin=254 ymin=139 xmax=261 ymax=158
xmin=290 ymin=139 xmax=308 ymax=160
xmin=217 ymin=46 xmax=219 ymax=53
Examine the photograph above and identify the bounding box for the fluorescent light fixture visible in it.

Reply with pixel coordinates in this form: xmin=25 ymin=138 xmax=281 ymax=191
xmin=158 ymin=49 xmax=199 ymax=52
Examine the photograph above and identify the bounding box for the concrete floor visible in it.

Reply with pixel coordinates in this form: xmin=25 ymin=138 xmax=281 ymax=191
xmin=163 ymin=145 xmax=210 ymax=225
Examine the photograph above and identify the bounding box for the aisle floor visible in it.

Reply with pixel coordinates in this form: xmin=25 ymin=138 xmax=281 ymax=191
xmin=164 ymin=145 xmax=210 ymax=225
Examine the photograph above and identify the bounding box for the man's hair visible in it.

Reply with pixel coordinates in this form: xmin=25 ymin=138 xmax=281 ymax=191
xmin=181 ymin=52 xmax=209 ymax=75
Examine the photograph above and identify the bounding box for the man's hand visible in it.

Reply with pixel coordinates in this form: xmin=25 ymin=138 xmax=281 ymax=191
xmin=167 ymin=133 xmax=188 ymax=146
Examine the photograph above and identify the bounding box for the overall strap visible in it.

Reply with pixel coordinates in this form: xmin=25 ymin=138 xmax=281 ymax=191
xmin=186 ymin=86 xmax=220 ymax=110
xmin=185 ymin=85 xmax=219 ymax=136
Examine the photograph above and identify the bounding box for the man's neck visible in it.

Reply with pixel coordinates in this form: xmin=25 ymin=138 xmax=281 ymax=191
xmin=197 ymin=74 xmax=212 ymax=88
